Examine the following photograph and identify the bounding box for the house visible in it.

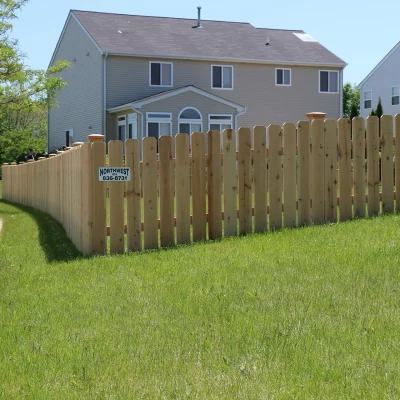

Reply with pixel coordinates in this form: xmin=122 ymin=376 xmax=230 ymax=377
xmin=358 ymin=40 xmax=400 ymax=119
xmin=48 ymin=9 xmax=346 ymax=151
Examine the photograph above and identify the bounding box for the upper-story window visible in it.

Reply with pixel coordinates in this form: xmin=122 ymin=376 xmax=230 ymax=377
xmin=149 ymin=62 xmax=173 ymax=87
xmin=319 ymin=70 xmax=339 ymax=93
xmin=276 ymin=68 xmax=291 ymax=86
xmin=212 ymin=65 xmax=233 ymax=89
xmin=364 ymin=90 xmax=372 ymax=109
xmin=392 ymin=86 xmax=399 ymax=106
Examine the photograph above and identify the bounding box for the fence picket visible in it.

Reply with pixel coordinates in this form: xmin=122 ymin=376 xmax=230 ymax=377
xmin=310 ymin=119 xmax=324 ymax=223
xmin=108 ymin=141 xmax=125 ymax=254
xmin=297 ymin=121 xmax=310 ymax=225
xmin=381 ymin=115 xmax=394 ymax=213
xmin=143 ymin=137 xmax=158 ymax=249
xmin=126 ymin=139 xmax=142 ymax=252
xmin=268 ymin=124 xmax=282 ymax=230
xmin=223 ymin=129 xmax=238 ymax=237
xmin=238 ymin=127 xmax=252 ymax=235
xmin=338 ymin=118 xmax=352 ymax=221
xmin=324 ymin=119 xmax=338 ymax=222
xmin=176 ymin=134 xmax=191 ymax=244
xmin=396 ymin=114 xmax=400 ymax=212
xmin=191 ymin=132 xmax=206 ymax=241
xmin=208 ymin=130 xmax=222 ymax=240
xmin=366 ymin=116 xmax=380 ymax=216
xmin=283 ymin=123 xmax=296 ymax=227
xmin=353 ymin=117 xmax=366 ymax=218
xmin=253 ymin=126 xmax=267 ymax=232
xmin=159 ymin=135 xmax=174 ymax=247
xmin=91 ymin=142 xmax=106 ymax=255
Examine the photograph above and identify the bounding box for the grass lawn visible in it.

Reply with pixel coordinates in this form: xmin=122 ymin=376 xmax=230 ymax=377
xmin=1 ymin=182 xmax=400 ymax=398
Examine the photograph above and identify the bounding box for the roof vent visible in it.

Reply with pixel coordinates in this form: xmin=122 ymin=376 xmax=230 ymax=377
xmin=192 ymin=6 xmax=203 ymax=28
xmin=266 ymin=37 xmax=270 ymax=45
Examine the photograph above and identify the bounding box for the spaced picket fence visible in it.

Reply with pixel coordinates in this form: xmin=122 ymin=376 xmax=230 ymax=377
xmin=2 ymin=115 xmax=400 ymax=256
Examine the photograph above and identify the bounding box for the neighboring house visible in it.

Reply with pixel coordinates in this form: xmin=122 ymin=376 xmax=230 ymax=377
xmin=48 ymin=9 xmax=346 ymax=151
xmin=358 ymin=40 xmax=400 ymax=119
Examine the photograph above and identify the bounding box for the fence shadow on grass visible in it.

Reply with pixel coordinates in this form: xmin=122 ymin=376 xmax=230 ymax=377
xmin=0 ymin=200 xmax=82 ymax=263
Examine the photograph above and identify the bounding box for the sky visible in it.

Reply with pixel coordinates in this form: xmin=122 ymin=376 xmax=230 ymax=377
xmin=11 ymin=0 xmax=400 ymax=86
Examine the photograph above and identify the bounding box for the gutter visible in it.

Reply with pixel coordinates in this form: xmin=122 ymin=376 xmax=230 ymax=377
xmin=339 ymin=68 xmax=344 ymax=118
xmin=103 ymin=52 xmax=108 ymax=139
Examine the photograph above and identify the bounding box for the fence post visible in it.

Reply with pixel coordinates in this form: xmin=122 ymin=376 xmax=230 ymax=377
xmin=396 ymin=114 xmax=400 ymax=212
xmin=89 ymin=135 xmax=106 ymax=255
xmin=2 ymin=163 xmax=9 ymax=200
xmin=297 ymin=121 xmax=310 ymax=226
xmin=381 ymin=115 xmax=394 ymax=213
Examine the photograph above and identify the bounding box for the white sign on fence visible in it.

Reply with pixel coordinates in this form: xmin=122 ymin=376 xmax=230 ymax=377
xmin=99 ymin=167 xmax=131 ymax=182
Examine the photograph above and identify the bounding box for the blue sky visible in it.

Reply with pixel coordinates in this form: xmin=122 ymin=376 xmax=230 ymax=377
xmin=11 ymin=0 xmax=400 ymax=86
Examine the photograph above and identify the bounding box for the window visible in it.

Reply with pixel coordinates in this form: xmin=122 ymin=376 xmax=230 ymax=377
xmin=212 ymin=65 xmax=233 ymax=89
xmin=319 ymin=70 xmax=339 ymax=93
xmin=178 ymin=107 xmax=202 ymax=137
xmin=146 ymin=113 xmax=172 ymax=140
xmin=117 ymin=116 xmax=126 ymax=142
xmin=149 ymin=62 xmax=173 ymax=87
xmin=128 ymin=113 xmax=138 ymax=139
xmin=392 ymin=86 xmax=399 ymax=106
xmin=276 ymin=68 xmax=291 ymax=86
xmin=208 ymin=114 xmax=233 ymax=132
xmin=364 ymin=90 xmax=372 ymax=109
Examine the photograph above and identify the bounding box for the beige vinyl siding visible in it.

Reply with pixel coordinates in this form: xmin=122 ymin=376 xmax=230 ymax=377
xmin=48 ymin=15 xmax=103 ymax=151
xmin=106 ymin=56 xmax=341 ymax=136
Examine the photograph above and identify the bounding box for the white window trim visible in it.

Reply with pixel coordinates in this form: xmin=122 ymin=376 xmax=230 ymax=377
xmin=364 ymin=90 xmax=372 ymax=109
xmin=275 ymin=68 xmax=291 ymax=86
xmin=208 ymin=114 xmax=233 ymax=130
xmin=211 ymin=65 xmax=234 ymax=90
xmin=178 ymin=107 xmax=203 ymax=136
xmin=319 ymin=70 xmax=339 ymax=94
xmin=146 ymin=112 xmax=172 ymax=138
xmin=127 ymin=113 xmax=138 ymax=140
xmin=392 ymin=86 xmax=400 ymax=106
xmin=149 ymin=61 xmax=173 ymax=88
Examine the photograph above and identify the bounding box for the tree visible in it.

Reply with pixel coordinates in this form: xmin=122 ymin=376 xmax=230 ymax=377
xmin=0 ymin=0 xmax=69 ymax=172
xmin=343 ymin=83 xmax=360 ymax=119
xmin=370 ymin=109 xmax=376 ymax=116
xmin=375 ymin=97 xmax=384 ymax=118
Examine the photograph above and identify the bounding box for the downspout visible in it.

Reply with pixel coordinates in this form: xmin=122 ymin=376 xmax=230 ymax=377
xmin=132 ymin=107 xmax=144 ymax=140
xmin=103 ymin=52 xmax=108 ymax=139
xmin=235 ymin=106 xmax=248 ymax=147
xmin=339 ymin=68 xmax=344 ymax=118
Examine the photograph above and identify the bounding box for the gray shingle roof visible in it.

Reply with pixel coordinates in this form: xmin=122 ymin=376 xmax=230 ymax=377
xmin=72 ymin=10 xmax=346 ymax=66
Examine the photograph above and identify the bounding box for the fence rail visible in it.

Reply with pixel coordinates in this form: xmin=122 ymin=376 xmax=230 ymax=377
xmin=2 ymin=115 xmax=400 ymax=255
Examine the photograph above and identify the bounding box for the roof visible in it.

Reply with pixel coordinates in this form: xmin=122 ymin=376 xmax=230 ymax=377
xmin=358 ymin=40 xmax=400 ymax=88
xmin=69 ymin=10 xmax=346 ymax=67
xmin=107 ymin=85 xmax=246 ymax=113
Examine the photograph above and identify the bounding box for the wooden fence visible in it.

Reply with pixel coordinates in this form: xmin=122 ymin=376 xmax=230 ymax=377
xmin=2 ymin=115 xmax=400 ymax=255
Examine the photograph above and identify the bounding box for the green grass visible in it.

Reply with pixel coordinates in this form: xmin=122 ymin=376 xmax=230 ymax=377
xmin=2 ymin=183 xmax=400 ymax=398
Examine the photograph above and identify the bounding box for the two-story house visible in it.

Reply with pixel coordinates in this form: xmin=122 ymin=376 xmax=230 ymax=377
xmin=48 ymin=9 xmax=346 ymax=151
xmin=358 ymin=40 xmax=400 ymax=119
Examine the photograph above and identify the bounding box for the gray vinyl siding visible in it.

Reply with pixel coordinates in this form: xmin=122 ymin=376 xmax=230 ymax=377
xmin=48 ymin=15 xmax=103 ymax=151
xmin=359 ymin=44 xmax=400 ymax=119
xmin=106 ymin=55 xmax=341 ymax=137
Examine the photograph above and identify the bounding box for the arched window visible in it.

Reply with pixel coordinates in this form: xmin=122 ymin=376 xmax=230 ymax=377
xmin=178 ymin=107 xmax=203 ymax=136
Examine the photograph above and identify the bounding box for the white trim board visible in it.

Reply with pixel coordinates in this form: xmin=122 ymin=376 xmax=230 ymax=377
xmin=358 ymin=40 xmax=400 ymax=88
xmin=107 ymin=86 xmax=246 ymax=113
xmin=102 ymin=51 xmax=347 ymax=68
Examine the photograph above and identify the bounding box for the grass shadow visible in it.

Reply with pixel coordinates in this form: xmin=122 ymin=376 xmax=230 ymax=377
xmin=0 ymin=200 xmax=82 ymax=263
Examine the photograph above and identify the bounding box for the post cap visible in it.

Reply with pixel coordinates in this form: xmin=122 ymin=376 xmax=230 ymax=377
xmin=48 ymin=154 xmax=56 ymax=158
xmin=27 ymin=159 xmax=35 ymax=163
xmin=72 ymin=142 xmax=85 ymax=147
xmin=38 ymin=157 xmax=46 ymax=160
xmin=87 ymin=134 xmax=105 ymax=143
xmin=306 ymin=112 xmax=327 ymax=121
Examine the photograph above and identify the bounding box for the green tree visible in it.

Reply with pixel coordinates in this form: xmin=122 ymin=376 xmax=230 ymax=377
xmin=0 ymin=0 xmax=69 ymax=172
xmin=343 ymin=82 xmax=360 ymax=119
xmin=375 ymin=97 xmax=384 ymax=118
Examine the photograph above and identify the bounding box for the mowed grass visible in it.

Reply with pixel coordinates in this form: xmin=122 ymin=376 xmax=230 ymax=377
xmin=1 ymin=183 xmax=400 ymax=398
